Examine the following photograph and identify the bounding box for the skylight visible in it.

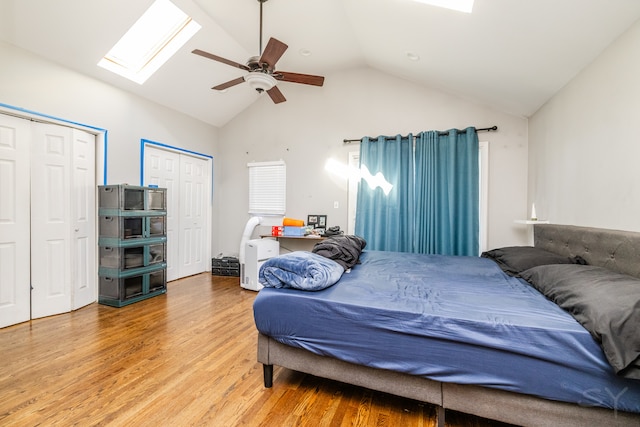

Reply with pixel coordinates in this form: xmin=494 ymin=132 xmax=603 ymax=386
xmin=412 ymin=0 xmax=474 ymax=13
xmin=98 ymin=0 xmax=201 ymax=84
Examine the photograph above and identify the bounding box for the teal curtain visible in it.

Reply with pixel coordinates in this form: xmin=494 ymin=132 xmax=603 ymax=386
xmin=354 ymin=135 xmax=414 ymax=251
xmin=414 ymin=128 xmax=479 ymax=256
xmin=354 ymin=128 xmax=479 ymax=256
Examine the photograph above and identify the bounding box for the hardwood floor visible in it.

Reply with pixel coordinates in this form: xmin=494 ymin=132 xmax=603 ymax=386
xmin=0 ymin=274 xmax=513 ymax=426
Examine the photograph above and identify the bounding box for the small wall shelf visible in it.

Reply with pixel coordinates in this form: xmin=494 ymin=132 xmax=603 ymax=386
xmin=514 ymin=220 xmax=550 ymax=225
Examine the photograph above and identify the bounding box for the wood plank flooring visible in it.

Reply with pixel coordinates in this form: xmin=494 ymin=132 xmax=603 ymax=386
xmin=0 ymin=274 xmax=513 ymax=426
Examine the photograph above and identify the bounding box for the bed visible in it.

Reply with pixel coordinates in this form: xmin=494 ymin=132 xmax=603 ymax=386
xmin=253 ymin=224 xmax=640 ymax=426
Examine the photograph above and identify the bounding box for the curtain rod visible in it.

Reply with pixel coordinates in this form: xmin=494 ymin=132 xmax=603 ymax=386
xmin=342 ymin=125 xmax=498 ymax=144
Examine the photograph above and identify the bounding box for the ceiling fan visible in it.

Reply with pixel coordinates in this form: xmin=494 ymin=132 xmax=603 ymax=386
xmin=192 ymin=0 xmax=325 ymax=104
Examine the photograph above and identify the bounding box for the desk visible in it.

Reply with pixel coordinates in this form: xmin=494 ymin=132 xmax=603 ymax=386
xmin=260 ymin=235 xmax=325 ymax=251
xmin=261 ymin=235 xmax=325 ymax=241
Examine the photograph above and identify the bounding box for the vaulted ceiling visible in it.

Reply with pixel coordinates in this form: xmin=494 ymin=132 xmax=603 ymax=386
xmin=2 ymin=0 xmax=640 ymax=127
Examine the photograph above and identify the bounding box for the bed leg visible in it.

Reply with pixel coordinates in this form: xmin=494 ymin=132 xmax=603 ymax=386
xmin=263 ymin=364 xmax=273 ymax=388
xmin=437 ymin=405 xmax=445 ymax=427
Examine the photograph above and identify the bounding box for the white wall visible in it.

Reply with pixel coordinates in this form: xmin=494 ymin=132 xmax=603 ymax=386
xmin=1 ymin=40 xmax=532 ymax=260
xmin=0 ymin=41 xmax=222 ymax=255
xmin=217 ymin=67 xmax=530 ymax=256
xmin=528 ymin=20 xmax=640 ymax=232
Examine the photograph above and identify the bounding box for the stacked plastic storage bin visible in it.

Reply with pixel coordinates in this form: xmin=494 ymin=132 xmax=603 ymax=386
xmin=98 ymin=185 xmax=167 ymax=307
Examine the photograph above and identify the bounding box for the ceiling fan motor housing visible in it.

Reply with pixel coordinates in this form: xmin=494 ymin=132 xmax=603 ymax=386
xmin=246 ymin=56 xmax=263 ymax=71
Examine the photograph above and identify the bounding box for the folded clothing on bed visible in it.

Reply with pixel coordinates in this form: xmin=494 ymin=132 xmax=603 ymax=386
xmin=259 ymin=251 xmax=345 ymax=291
xmin=312 ymin=235 xmax=367 ymax=269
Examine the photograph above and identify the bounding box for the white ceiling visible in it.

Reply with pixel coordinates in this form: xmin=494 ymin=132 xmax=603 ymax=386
xmin=2 ymin=0 xmax=640 ymax=127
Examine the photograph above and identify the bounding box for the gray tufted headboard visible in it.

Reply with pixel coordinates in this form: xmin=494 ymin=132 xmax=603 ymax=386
xmin=534 ymin=224 xmax=640 ymax=279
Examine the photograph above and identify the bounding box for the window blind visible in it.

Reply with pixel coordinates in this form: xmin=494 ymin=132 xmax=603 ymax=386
xmin=248 ymin=161 xmax=286 ymax=215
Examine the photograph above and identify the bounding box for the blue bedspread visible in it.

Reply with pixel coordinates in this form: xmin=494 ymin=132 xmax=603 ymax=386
xmin=253 ymin=250 xmax=640 ymax=413
xmin=259 ymin=251 xmax=344 ymax=291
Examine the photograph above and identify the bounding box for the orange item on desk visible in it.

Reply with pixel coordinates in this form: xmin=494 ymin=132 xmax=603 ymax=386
xmin=283 ymin=217 xmax=304 ymax=227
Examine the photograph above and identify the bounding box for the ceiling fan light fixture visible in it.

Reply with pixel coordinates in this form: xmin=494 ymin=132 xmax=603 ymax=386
xmin=245 ymin=72 xmax=277 ymax=92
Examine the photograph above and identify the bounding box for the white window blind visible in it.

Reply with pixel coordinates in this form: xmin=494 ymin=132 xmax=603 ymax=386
xmin=248 ymin=161 xmax=286 ymax=215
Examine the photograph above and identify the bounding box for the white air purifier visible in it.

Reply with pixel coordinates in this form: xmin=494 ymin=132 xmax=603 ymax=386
xmin=241 ymin=239 xmax=279 ymax=291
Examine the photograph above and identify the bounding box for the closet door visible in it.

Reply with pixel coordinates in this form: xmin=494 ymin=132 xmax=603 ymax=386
xmin=178 ymin=155 xmax=208 ymax=277
xmin=144 ymin=144 xmax=210 ymax=281
xmin=30 ymin=124 xmax=96 ymax=317
xmin=144 ymin=147 xmax=180 ymax=281
xmin=70 ymin=129 xmax=96 ymax=309
xmin=0 ymin=115 xmax=31 ymax=328
xmin=30 ymin=123 xmax=73 ymax=318
xmin=0 ymin=116 xmax=96 ymax=327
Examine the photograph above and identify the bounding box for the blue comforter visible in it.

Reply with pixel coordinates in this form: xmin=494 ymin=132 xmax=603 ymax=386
xmin=259 ymin=251 xmax=345 ymax=291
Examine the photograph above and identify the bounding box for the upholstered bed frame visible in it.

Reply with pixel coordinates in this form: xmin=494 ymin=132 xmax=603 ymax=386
xmin=257 ymin=224 xmax=640 ymax=426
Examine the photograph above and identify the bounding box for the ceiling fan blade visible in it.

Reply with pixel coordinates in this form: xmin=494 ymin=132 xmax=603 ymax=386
xmin=275 ymin=71 xmax=325 ymax=87
xmin=192 ymin=49 xmax=250 ymax=71
xmin=212 ymin=77 xmax=246 ymax=91
xmin=259 ymin=38 xmax=288 ymax=69
xmin=266 ymin=86 xmax=286 ymax=104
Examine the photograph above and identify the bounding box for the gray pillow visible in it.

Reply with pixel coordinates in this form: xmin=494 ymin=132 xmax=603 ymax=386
xmin=481 ymin=246 xmax=576 ymax=276
xmin=520 ymin=264 xmax=640 ymax=379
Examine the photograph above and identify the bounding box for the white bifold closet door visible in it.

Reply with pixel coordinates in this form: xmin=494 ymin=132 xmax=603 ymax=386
xmin=144 ymin=145 xmax=209 ymax=281
xmin=178 ymin=155 xmax=207 ymax=278
xmin=0 ymin=115 xmax=31 ymax=327
xmin=0 ymin=114 xmax=96 ymax=328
